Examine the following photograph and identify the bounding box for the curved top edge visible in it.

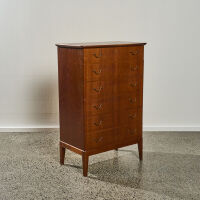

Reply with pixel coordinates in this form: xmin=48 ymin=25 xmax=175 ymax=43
xmin=56 ymin=41 xmax=147 ymax=48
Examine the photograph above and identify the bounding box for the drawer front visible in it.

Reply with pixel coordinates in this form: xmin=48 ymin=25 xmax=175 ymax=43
xmin=117 ymin=46 xmax=140 ymax=63
xmin=117 ymin=79 xmax=139 ymax=95
xmin=84 ymin=48 xmax=102 ymax=64
xmin=114 ymin=94 xmax=138 ymax=110
xmin=85 ymin=63 xmax=113 ymax=82
xmin=118 ymin=62 xmax=139 ymax=80
xmin=84 ymin=47 xmax=117 ymax=64
xmin=85 ymin=99 xmax=113 ymax=116
xmin=86 ymin=113 xmax=115 ymax=132
xmin=85 ymin=81 xmax=113 ymax=100
xmin=85 ymin=94 xmax=138 ymax=116
xmin=86 ymin=129 xmax=117 ymax=150
xmin=119 ymin=108 xmax=138 ymax=126
xmin=118 ymin=126 xmax=138 ymax=144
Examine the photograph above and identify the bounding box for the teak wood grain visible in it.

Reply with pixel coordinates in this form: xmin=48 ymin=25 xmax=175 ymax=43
xmin=56 ymin=41 xmax=146 ymax=176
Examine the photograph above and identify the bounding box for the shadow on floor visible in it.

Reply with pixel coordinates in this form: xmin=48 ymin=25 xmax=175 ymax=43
xmin=77 ymin=150 xmax=200 ymax=200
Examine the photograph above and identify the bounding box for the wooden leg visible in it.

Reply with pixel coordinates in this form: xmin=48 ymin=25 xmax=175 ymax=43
xmin=60 ymin=144 xmax=65 ymax=165
xmin=82 ymin=153 xmax=89 ymax=177
xmin=138 ymin=139 xmax=143 ymax=161
xmin=115 ymin=148 xmax=118 ymax=151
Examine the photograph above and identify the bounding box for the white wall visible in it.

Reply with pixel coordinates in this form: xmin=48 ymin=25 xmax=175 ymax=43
xmin=0 ymin=0 xmax=200 ymax=130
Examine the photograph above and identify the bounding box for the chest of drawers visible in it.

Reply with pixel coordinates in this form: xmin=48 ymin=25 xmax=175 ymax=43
xmin=56 ymin=41 xmax=146 ymax=176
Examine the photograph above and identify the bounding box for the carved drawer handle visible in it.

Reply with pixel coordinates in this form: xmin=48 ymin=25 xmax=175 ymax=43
xmin=94 ymin=120 xmax=103 ymax=127
xmin=129 ymin=51 xmax=138 ymax=56
xmin=93 ymin=104 xmax=102 ymax=110
xmin=92 ymin=69 xmax=102 ymax=75
xmin=128 ymin=128 xmax=136 ymax=135
xmin=129 ymin=97 xmax=136 ymax=104
xmin=130 ymin=65 xmax=138 ymax=71
xmin=93 ymin=52 xmax=102 ymax=58
xmin=93 ymin=86 xmax=103 ymax=93
xmin=129 ymin=114 xmax=136 ymax=119
xmin=96 ymin=136 xmax=103 ymax=143
xmin=130 ymin=82 xmax=137 ymax=88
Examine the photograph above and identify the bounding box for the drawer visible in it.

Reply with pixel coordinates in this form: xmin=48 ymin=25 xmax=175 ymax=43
xmin=85 ymin=99 xmax=113 ymax=116
xmin=85 ymin=63 xmax=113 ymax=82
xmin=86 ymin=129 xmax=117 ymax=150
xmin=85 ymin=81 xmax=113 ymax=100
xmin=117 ymin=46 xmax=140 ymax=63
xmin=85 ymin=95 xmax=138 ymax=116
xmin=114 ymin=94 xmax=138 ymax=110
xmin=118 ymin=126 xmax=138 ymax=144
xmin=86 ymin=113 xmax=116 ymax=132
xmin=118 ymin=62 xmax=139 ymax=80
xmin=119 ymin=108 xmax=138 ymax=126
xmin=84 ymin=47 xmax=117 ymax=65
xmin=116 ymin=79 xmax=139 ymax=95
xmin=84 ymin=48 xmax=102 ymax=64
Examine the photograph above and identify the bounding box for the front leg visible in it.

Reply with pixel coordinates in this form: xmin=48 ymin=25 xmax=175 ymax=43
xmin=82 ymin=153 xmax=89 ymax=177
xmin=138 ymin=139 xmax=143 ymax=161
xmin=60 ymin=143 xmax=66 ymax=165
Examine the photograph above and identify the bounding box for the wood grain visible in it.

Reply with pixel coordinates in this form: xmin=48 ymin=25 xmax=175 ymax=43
xmin=57 ymin=48 xmax=84 ymax=149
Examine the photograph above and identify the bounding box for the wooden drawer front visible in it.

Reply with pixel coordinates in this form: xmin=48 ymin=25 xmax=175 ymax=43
xmin=117 ymin=46 xmax=140 ymax=63
xmin=86 ymin=113 xmax=115 ymax=132
xmin=85 ymin=99 xmax=112 ymax=116
xmin=119 ymin=109 xmax=138 ymax=126
xmin=85 ymin=63 xmax=113 ymax=82
xmin=84 ymin=48 xmax=102 ymax=64
xmin=114 ymin=94 xmax=138 ymax=110
xmin=85 ymin=95 xmax=138 ymax=116
xmin=86 ymin=129 xmax=116 ymax=150
xmin=118 ymin=126 xmax=138 ymax=144
xmin=117 ymin=79 xmax=139 ymax=95
xmin=118 ymin=62 xmax=139 ymax=80
xmin=85 ymin=81 xmax=113 ymax=100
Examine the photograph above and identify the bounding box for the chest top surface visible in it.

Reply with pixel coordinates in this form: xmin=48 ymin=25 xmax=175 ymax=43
xmin=56 ymin=41 xmax=146 ymax=48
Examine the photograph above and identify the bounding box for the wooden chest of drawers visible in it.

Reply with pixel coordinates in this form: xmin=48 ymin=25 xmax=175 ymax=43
xmin=56 ymin=41 xmax=146 ymax=176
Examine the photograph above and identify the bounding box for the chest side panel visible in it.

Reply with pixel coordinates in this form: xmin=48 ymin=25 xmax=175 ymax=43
xmin=57 ymin=47 xmax=84 ymax=150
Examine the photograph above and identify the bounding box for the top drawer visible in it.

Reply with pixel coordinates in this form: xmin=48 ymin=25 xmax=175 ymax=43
xmin=84 ymin=48 xmax=102 ymax=64
xmin=84 ymin=46 xmax=141 ymax=65
xmin=117 ymin=46 xmax=140 ymax=63
xmin=84 ymin=48 xmax=117 ymax=65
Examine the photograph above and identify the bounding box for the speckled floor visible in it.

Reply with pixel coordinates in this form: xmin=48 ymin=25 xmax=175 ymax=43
xmin=0 ymin=130 xmax=200 ymax=200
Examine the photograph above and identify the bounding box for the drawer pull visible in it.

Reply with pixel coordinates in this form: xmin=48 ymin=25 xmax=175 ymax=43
xmin=129 ymin=97 xmax=136 ymax=103
xmin=93 ymin=52 xmax=102 ymax=58
xmin=130 ymin=83 xmax=137 ymax=88
xmin=93 ymin=104 xmax=102 ymax=110
xmin=96 ymin=136 xmax=103 ymax=143
xmin=129 ymin=51 xmax=138 ymax=56
xmin=128 ymin=128 xmax=136 ymax=135
xmin=92 ymin=69 xmax=102 ymax=75
xmin=129 ymin=114 xmax=136 ymax=119
xmin=94 ymin=120 xmax=103 ymax=127
xmin=130 ymin=65 xmax=138 ymax=71
xmin=93 ymin=86 xmax=103 ymax=93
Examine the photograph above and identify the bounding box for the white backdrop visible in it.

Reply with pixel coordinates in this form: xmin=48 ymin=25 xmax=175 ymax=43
xmin=0 ymin=0 xmax=200 ymax=131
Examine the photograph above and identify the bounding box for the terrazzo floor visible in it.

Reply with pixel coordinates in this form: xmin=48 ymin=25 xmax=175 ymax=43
xmin=0 ymin=130 xmax=200 ymax=200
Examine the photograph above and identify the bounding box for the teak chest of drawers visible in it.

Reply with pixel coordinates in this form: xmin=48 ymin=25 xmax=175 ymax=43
xmin=56 ymin=41 xmax=146 ymax=177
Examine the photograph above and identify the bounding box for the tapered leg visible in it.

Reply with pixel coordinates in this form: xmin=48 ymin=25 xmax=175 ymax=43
xmin=138 ymin=139 xmax=143 ymax=161
xmin=82 ymin=153 xmax=89 ymax=177
xmin=60 ymin=144 xmax=66 ymax=165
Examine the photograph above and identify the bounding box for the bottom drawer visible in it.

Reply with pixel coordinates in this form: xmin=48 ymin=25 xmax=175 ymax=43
xmin=86 ymin=129 xmax=117 ymax=150
xmin=118 ymin=126 xmax=138 ymax=145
